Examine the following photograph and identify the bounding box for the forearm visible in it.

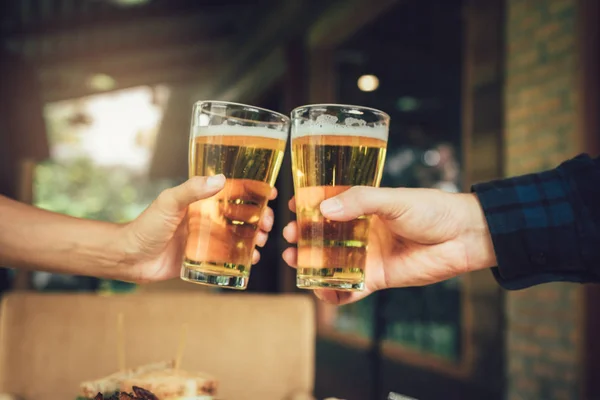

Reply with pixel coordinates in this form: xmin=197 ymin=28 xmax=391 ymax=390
xmin=0 ymin=195 xmax=127 ymax=279
xmin=472 ymin=154 xmax=600 ymax=289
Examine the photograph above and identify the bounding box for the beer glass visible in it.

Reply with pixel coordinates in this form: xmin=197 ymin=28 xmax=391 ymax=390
xmin=290 ymin=104 xmax=389 ymax=291
xmin=182 ymin=101 xmax=289 ymax=289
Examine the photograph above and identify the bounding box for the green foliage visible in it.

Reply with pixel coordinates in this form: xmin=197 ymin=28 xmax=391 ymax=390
xmin=34 ymin=158 xmax=170 ymax=223
xmin=33 ymin=157 xmax=176 ymax=293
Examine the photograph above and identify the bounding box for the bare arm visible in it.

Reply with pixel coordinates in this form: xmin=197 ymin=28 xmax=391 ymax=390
xmin=0 ymin=194 xmax=126 ymax=278
xmin=0 ymin=175 xmax=279 ymax=283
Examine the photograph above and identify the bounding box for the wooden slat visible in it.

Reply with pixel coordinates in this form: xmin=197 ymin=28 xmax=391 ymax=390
xmin=278 ymin=37 xmax=308 ymax=293
xmin=460 ymin=0 xmax=505 ymax=396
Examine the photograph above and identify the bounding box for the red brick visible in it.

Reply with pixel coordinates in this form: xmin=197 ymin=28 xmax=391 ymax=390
xmin=509 ymin=358 xmax=526 ymax=374
xmin=532 ymin=97 xmax=562 ymax=114
xmin=534 ymin=325 xmax=560 ymax=340
xmin=518 ymin=13 xmax=543 ymax=32
xmin=569 ymin=330 xmax=579 ymax=345
xmin=547 ymin=34 xmax=574 ymax=55
xmin=563 ymin=369 xmax=578 ymax=383
xmin=517 ymin=86 xmax=543 ymax=103
xmin=508 ymin=2 xmax=534 ymax=21
xmin=509 ymin=341 xmax=543 ymax=357
xmin=547 ymin=349 xmax=577 ymax=364
xmin=508 ymin=394 xmax=527 ymax=400
xmin=532 ymin=286 xmax=561 ymax=301
xmin=533 ymin=361 xmax=559 ymax=378
xmin=530 ymin=63 xmax=567 ymax=83
xmin=550 ymin=0 xmax=574 ymax=15
xmin=515 ymin=376 xmax=538 ymax=393
xmin=554 ymin=389 xmax=572 ymax=400
xmin=509 ymin=37 xmax=536 ymax=54
xmin=510 ymin=306 xmax=578 ymax=323
xmin=507 ymin=107 xmax=532 ymax=124
xmin=564 ymin=286 xmax=580 ymax=303
xmin=505 ymin=2 xmax=579 ymax=398
xmin=510 ymin=49 xmax=539 ymax=69
xmin=534 ymin=23 xmax=561 ymax=41
xmin=511 ymin=322 xmax=538 ymax=336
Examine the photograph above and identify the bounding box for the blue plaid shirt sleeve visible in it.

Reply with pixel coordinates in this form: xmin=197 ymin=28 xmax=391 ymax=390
xmin=472 ymin=154 xmax=600 ymax=290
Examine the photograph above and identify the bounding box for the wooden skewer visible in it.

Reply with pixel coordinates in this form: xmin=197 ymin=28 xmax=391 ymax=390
xmin=174 ymin=323 xmax=189 ymax=372
xmin=117 ymin=312 xmax=126 ymax=372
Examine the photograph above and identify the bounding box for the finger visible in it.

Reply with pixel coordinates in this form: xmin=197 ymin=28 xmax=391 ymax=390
xmin=268 ymin=187 xmax=278 ymax=201
xmin=282 ymin=248 xmax=297 ymax=267
xmin=319 ymin=186 xmax=404 ymax=222
xmin=255 ymin=231 xmax=268 ymax=248
xmin=252 ymin=249 xmax=261 ymax=265
xmin=288 ymin=197 xmax=296 ymax=213
xmin=282 ymin=222 xmax=298 ymax=244
xmin=258 ymin=207 xmax=274 ymax=232
xmin=154 ymin=175 xmax=225 ymax=215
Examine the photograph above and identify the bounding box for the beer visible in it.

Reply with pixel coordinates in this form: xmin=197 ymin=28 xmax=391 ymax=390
xmin=182 ymin=123 xmax=287 ymax=289
xmin=291 ymin=105 xmax=389 ymax=291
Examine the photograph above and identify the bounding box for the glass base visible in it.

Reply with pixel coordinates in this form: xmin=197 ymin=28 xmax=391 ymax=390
xmin=296 ymin=276 xmax=365 ymax=291
xmin=180 ymin=263 xmax=248 ymax=290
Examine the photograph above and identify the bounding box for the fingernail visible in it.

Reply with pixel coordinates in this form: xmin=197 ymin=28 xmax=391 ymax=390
xmin=264 ymin=214 xmax=274 ymax=229
xmin=320 ymin=198 xmax=343 ymax=214
xmin=206 ymin=174 xmax=225 ymax=188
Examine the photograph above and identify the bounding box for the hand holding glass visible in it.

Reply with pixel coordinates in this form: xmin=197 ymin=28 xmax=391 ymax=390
xmin=290 ymin=104 xmax=390 ymax=291
xmin=181 ymin=101 xmax=289 ymax=289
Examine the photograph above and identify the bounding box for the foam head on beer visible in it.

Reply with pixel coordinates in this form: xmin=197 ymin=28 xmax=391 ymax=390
xmin=290 ymin=105 xmax=390 ymax=291
xmin=181 ymin=101 xmax=289 ymax=290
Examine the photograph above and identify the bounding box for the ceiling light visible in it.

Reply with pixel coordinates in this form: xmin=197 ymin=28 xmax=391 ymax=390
xmin=87 ymin=74 xmax=117 ymax=91
xmin=357 ymin=75 xmax=379 ymax=92
xmin=106 ymin=0 xmax=150 ymax=6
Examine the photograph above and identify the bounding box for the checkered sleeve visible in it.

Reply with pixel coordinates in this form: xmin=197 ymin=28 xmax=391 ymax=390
xmin=472 ymin=154 xmax=600 ymax=290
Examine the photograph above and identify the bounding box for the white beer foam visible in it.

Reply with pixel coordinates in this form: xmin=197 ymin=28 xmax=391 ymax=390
xmin=292 ymin=113 xmax=388 ymax=141
xmin=193 ymin=124 xmax=288 ymax=141
xmin=292 ymin=124 xmax=388 ymax=141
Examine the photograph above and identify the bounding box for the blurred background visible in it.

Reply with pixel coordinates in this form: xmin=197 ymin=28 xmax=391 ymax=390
xmin=0 ymin=0 xmax=598 ymax=399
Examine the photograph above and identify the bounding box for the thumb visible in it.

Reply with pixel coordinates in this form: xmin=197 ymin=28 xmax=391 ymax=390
xmin=319 ymin=186 xmax=406 ymax=221
xmin=152 ymin=174 xmax=226 ymax=216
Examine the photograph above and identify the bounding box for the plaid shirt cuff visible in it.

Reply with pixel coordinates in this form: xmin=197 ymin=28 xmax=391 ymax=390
xmin=472 ymin=154 xmax=600 ymax=290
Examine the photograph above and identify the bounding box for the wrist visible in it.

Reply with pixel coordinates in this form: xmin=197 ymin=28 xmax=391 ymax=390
xmin=106 ymin=222 xmax=138 ymax=280
xmin=460 ymin=193 xmax=497 ymax=271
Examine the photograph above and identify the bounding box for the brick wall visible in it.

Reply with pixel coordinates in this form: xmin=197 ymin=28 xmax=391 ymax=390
xmin=504 ymin=0 xmax=582 ymax=399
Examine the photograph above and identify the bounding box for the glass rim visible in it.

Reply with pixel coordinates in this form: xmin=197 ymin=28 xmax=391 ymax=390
xmin=290 ymin=103 xmax=390 ymax=121
xmin=194 ymin=100 xmax=290 ymax=124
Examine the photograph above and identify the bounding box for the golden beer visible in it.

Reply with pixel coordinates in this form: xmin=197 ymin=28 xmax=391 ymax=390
xmin=182 ymin=102 xmax=289 ymax=289
xmin=291 ymin=105 xmax=389 ymax=291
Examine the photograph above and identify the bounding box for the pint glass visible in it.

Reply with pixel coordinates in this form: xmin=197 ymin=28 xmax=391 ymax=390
xmin=182 ymin=101 xmax=289 ymax=289
xmin=291 ymin=104 xmax=389 ymax=291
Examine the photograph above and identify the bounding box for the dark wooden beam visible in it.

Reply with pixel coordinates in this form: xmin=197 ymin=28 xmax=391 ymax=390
xmin=308 ymin=0 xmax=400 ymax=49
xmin=579 ymin=0 xmax=600 ymax=397
xmin=37 ymin=38 xmax=229 ymax=74
xmin=25 ymin=26 xmax=232 ymax=69
xmin=218 ymin=48 xmax=286 ymax=102
xmin=41 ymin=64 xmax=213 ymax=103
xmin=461 ymin=0 xmax=505 ymax=397
xmin=204 ymin=0 xmax=327 ymax=99
xmin=1 ymin=0 xmax=249 ymax=39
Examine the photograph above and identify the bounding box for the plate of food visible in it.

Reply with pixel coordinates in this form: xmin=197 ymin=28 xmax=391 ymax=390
xmin=77 ymin=360 xmax=218 ymax=400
